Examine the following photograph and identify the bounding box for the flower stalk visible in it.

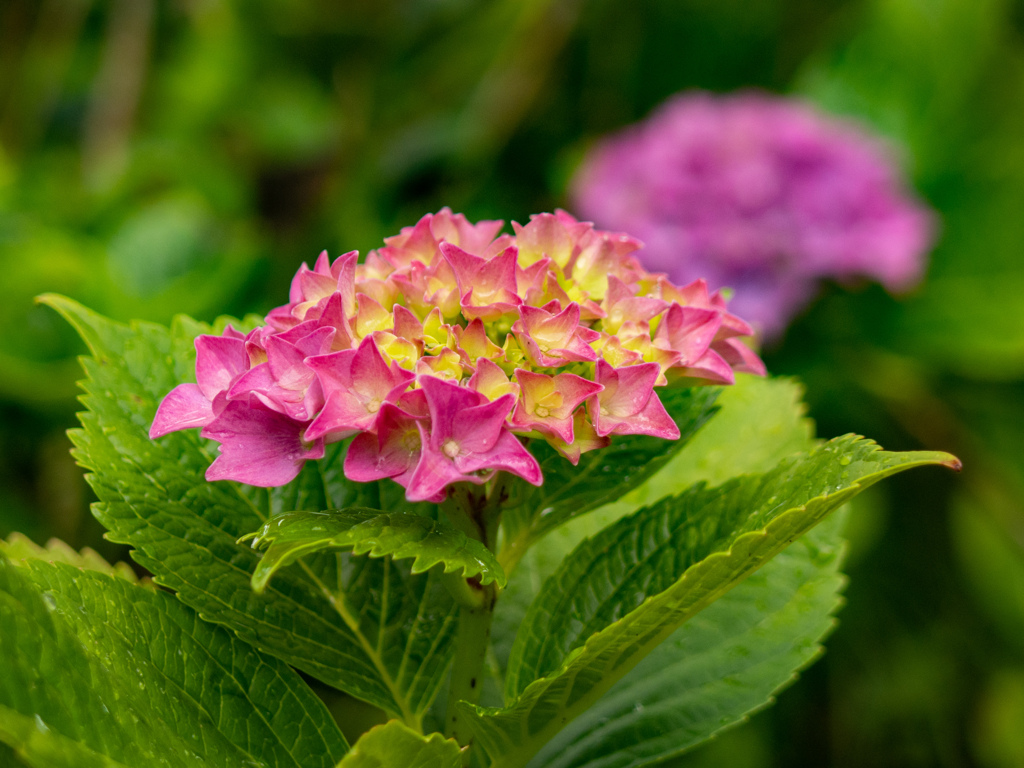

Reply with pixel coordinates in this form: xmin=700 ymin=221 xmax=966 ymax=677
xmin=441 ymin=480 xmax=506 ymax=759
xmin=445 ymin=581 xmax=498 ymax=756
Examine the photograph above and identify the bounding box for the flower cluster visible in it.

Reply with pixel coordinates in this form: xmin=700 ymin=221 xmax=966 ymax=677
xmin=150 ymin=209 xmax=763 ymax=502
xmin=571 ymin=91 xmax=936 ymax=338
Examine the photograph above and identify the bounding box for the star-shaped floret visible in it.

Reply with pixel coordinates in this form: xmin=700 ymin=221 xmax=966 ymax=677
xmin=441 ymin=242 xmax=522 ymax=321
xmin=150 ymin=330 xmax=249 ymax=438
xmin=404 ymin=377 xmax=541 ymax=502
xmin=513 ymin=302 xmax=599 ymax=368
xmin=304 ymin=336 xmax=414 ymax=441
xmin=510 ymin=370 xmax=603 ymax=443
xmin=588 ymin=360 xmax=680 ymax=439
xmin=228 ymin=324 xmax=333 ymax=421
xmin=345 ymin=403 xmax=431 ymax=496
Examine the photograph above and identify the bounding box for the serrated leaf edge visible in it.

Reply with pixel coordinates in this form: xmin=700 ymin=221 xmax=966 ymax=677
xmin=461 ymin=438 xmax=957 ymax=766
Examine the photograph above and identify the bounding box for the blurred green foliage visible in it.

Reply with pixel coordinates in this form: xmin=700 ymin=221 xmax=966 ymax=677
xmin=2 ymin=0 xmax=1023 ymax=765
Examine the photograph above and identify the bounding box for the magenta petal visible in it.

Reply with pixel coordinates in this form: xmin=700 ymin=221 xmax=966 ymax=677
xmin=654 ymin=304 xmax=722 ymax=365
xmin=420 ymin=376 xmax=487 ymax=440
xmin=306 ymin=349 xmax=358 ymax=394
xmin=194 ymin=335 xmax=248 ymax=401
xmin=450 ymin=395 xmax=516 ymax=455
xmin=202 ymin=401 xmax=323 ymax=487
xmin=266 ymin=336 xmax=317 ymax=392
xmin=349 ymin=336 xmax=405 ymax=398
xmin=150 ymin=383 xmax=214 ymax=437
xmin=715 ymin=338 xmax=767 ymax=376
xmin=600 ymin=390 xmax=680 ymax=439
xmin=344 ymin=403 xmax=424 ymax=482
xmin=406 ymin=425 xmax=471 ymax=502
xmin=592 ymin=360 xmax=675 ymax=437
xmin=456 ymin=430 xmax=542 ymax=486
xmin=344 ymin=431 xmax=389 ymax=482
xmin=305 ymin=389 xmax=375 ymax=440
xmin=680 ymin=348 xmax=736 ymax=384
xmin=228 ymin=363 xmax=275 ymax=401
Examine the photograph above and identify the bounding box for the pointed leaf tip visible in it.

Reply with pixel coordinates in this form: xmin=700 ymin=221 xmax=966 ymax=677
xmin=471 ymin=435 xmax=958 ymax=765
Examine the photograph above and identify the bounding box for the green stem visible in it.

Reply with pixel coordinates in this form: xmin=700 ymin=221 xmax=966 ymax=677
xmin=439 ymin=479 xmax=513 ymax=761
xmin=445 ymin=582 xmax=497 ymax=757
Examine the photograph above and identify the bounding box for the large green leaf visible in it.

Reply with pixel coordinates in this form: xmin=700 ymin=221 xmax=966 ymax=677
xmin=529 ymin=511 xmax=846 ymax=768
xmin=464 ymin=436 xmax=957 ymax=766
xmin=491 ymin=376 xmax=818 ymax=690
xmin=247 ymin=508 xmax=507 ymax=593
xmin=0 ymin=555 xmax=348 ymax=768
xmin=42 ymin=294 xmax=458 ymax=725
xmin=499 ymin=386 xmax=721 ymax=568
xmin=336 ymin=721 xmax=462 ymax=768
xmin=517 ymin=376 xmax=832 ymax=768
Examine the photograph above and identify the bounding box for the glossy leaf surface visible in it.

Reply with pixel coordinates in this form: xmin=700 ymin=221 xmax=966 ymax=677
xmin=0 ymin=556 xmax=348 ymax=768
xmin=465 ymin=435 xmax=957 ymax=766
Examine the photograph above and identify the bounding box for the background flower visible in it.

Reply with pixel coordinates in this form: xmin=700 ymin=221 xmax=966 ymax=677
xmin=571 ymin=91 xmax=936 ymax=339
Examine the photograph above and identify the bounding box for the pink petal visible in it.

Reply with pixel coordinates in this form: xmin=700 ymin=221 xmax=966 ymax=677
xmin=715 ymin=338 xmax=767 ymax=376
xmin=344 ymin=404 xmax=424 ymax=482
xmin=304 ymin=390 xmax=371 ymax=441
xmin=678 ymin=348 xmax=736 ymax=384
xmin=599 ymin=390 xmax=680 ymax=439
xmin=455 ymin=430 xmax=542 ymax=486
xmin=194 ymin=335 xmax=248 ymax=401
xmin=405 ymin=431 xmax=471 ymax=502
xmin=653 ymin=303 xmax=722 ymax=365
xmin=202 ymin=401 xmax=323 ymax=487
xmin=150 ymin=383 xmax=215 ymax=438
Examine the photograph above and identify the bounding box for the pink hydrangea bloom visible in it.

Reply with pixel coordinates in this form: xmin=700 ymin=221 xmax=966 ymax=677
xmin=150 ymin=208 xmax=764 ymax=500
xmin=571 ymin=91 xmax=936 ymax=338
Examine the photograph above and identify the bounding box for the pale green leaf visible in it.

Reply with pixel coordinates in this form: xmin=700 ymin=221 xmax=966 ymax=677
xmin=0 ymin=532 xmax=144 ymax=586
xmin=42 ymin=294 xmax=458 ymax=725
xmin=0 ymin=708 xmax=123 ymax=768
xmin=247 ymin=508 xmax=507 ymax=592
xmin=464 ymin=436 xmax=958 ymax=766
xmin=335 ymin=721 xmax=462 ymax=768
xmin=0 ymin=556 xmax=348 ymax=768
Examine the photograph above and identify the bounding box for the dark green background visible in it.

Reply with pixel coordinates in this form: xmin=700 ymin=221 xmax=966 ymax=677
xmin=2 ymin=1 xmax=1023 ymax=765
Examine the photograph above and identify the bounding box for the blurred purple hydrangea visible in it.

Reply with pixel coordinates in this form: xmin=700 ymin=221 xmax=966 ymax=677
xmin=570 ymin=91 xmax=936 ymax=339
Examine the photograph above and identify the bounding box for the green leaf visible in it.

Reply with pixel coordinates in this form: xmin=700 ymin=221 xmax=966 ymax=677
xmin=0 ymin=709 xmax=121 ymax=768
xmin=465 ymin=436 xmax=958 ymax=767
xmin=499 ymin=386 xmax=721 ymax=567
xmin=491 ymin=375 xmax=815 ymax=680
xmin=247 ymin=508 xmax=507 ymax=592
xmin=0 ymin=556 xmax=348 ymax=768
xmin=336 ymin=721 xmax=462 ymax=768
xmin=42 ymin=295 xmax=458 ymax=725
xmin=529 ymin=511 xmax=847 ymax=768
xmin=0 ymin=532 xmax=144 ymax=586
xmin=515 ymin=376 xmax=830 ymax=768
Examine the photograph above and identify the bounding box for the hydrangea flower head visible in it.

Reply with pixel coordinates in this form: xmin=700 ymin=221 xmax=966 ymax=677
xmin=150 ymin=208 xmax=764 ymax=501
xmin=571 ymin=91 xmax=936 ymax=338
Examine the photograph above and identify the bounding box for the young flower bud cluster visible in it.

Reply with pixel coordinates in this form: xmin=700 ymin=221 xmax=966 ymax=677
xmin=150 ymin=209 xmax=764 ymax=502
